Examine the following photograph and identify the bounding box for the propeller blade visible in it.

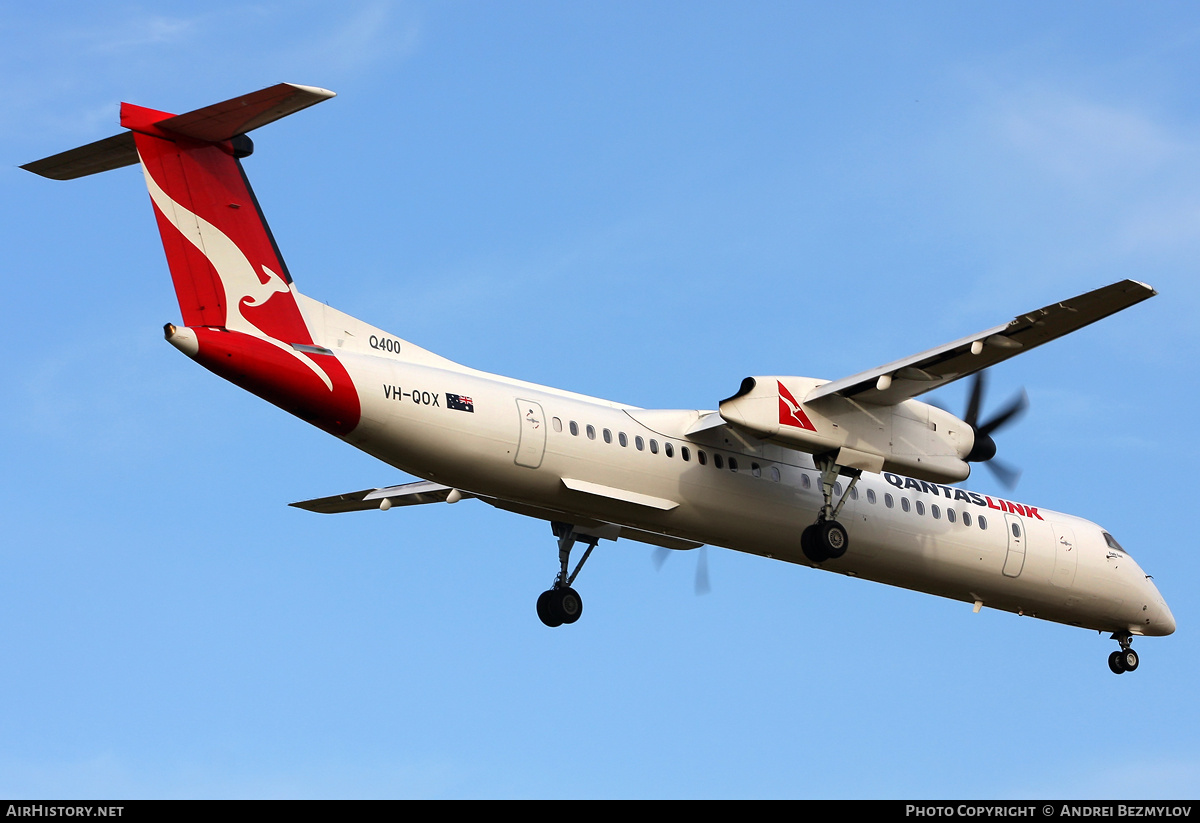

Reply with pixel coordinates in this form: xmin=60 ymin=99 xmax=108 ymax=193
xmin=985 ymin=457 xmax=1023 ymax=490
xmin=653 ymin=546 xmax=711 ymax=595
xmin=652 ymin=546 xmax=670 ymax=572
xmin=695 ymin=546 xmax=711 ymax=596
xmin=978 ymin=389 xmax=1029 ymax=437
xmin=965 ymin=372 xmax=986 ymax=427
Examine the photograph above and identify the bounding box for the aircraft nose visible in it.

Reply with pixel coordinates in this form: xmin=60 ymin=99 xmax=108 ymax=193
xmin=1141 ymin=576 xmax=1176 ymax=636
xmin=1151 ymin=597 xmax=1176 ymax=637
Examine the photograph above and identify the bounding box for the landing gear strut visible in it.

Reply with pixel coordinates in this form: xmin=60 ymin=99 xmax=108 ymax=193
xmin=536 ymin=522 xmax=597 ymax=628
xmin=801 ymin=455 xmax=859 ymax=564
xmin=1108 ymin=632 xmax=1140 ymax=674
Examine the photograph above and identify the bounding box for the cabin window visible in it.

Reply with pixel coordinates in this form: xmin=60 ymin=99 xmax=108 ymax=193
xmin=664 ymin=442 xmax=674 ymax=458
xmin=946 ymin=508 xmax=956 ymax=523
xmin=867 ymin=489 xmax=876 ymax=504
xmin=635 ymin=436 xmax=645 ymax=451
xmin=915 ymin=501 xmax=925 ymax=516
xmin=552 ymin=417 xmax=562 ymax=433
xmin=849 ymin=486 xmax=858 ymax=500
xmin=833 ymin=482 xmax=842 ymax=495
xmin=931 ymin=504 xmax=940 ymax=520
xmin=681 ymin=446 xmax=691 ymax=462
xmin=770 ymin=466 xmax=780 ymax=482
xmin=619 ymin=432 xmax=628 ymax=447
xmin=698 ymin=450 xmax=708 ymax=466
xmin=729 ymin=457 xmax=739 ymax=472
xmin=885 ymin=493 xmax=894 ymax=508
xmin=714 ymin=454 xmax=724 ymax=469
xmin=801 ymin=474 xmax=811 ymax=489
xmin=962 ymin=511 xmax=971 ymax=527
xmin=586 ymin=424 xmax=596 ymax=440
xmin=751 ymin=462 xmax=761 ymax=478
xmin=603 ymin=428 xmax=612 ymax=444
xmin=650 ymin=439 xmax=659 ymax=454
xmin=979 ymin=515 xmax=988 ymax=530
xmin=901 ymin=498 xmax=911 ymax=513
xmin=569 ymin=421 xmax=579 ymax=436
xmin=1011 ymin=522 xmax=1021 ymax=538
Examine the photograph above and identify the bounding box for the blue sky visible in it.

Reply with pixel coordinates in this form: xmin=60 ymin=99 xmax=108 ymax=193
xmin=4 ymin=1 xmax=1200 ymax=798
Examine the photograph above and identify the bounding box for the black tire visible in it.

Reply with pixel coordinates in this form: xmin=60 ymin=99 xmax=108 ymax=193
xmin=1108 ymin=650 xmax=1126 ymax=674
xmin=556 ymin=587 xmax=584 ymax=624
xmin=801 ymin=524 xmax=828 ymax=564
xmin=819 ymin=520 xmax=849 ymax=559
xmin=1121 ymin=649 xmax=1139 ymax=672
xmin=537 ymin=590 xmax=563 ymax=628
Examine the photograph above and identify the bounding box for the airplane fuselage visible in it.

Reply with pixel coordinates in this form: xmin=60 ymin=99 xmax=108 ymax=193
xmin=209 ymin=299 xmax=1173 ymax=641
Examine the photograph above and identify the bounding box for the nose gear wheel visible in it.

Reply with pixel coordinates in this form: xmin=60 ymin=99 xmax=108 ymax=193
xmin=1107 ymin=632 xmax=1140 ymax=674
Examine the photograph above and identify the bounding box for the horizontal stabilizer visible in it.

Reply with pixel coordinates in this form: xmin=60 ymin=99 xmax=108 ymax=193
xmin=21 ymin=132 xmax=137 ymax=180
xmin=290 ymin=480 xmax=471 ymax=514
xmin=151 ymin=83 xmax=335 ymax=142
xmin=22 ymin=83 xmax=335 ymax=180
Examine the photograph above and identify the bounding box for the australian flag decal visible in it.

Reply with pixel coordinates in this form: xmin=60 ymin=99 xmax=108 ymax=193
xmin=446 ymin=393 xmax=475 ymax=413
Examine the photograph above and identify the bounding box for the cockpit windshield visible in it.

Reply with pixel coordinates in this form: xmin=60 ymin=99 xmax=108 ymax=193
xmin=1102 ymin=532 xmax=1127 ymax=554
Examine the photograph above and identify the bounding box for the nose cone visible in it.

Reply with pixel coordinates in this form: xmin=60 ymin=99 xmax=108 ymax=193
xmin=1138 ymin=572 xmax=1176 ymax=636
xmin=1149 ymin=595 xmax=1177 ymax=637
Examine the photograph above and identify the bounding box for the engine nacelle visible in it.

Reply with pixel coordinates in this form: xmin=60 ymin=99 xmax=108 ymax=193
xmin=718 ymin=376 xmax=973 ymax=483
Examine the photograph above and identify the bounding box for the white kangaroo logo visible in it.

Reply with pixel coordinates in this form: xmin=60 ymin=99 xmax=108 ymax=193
xmin=141 ymin=159 xmax=332 ymax=390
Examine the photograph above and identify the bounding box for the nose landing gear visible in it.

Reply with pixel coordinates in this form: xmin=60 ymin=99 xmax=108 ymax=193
xmin=1108 ymin=632 xmax=1140 ymax=674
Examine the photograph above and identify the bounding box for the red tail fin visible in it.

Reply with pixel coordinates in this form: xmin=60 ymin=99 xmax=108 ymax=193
xmin=122 ymin=88 xmax=328 ymax=342
xmin=23 ymin=85 xmax=361 ymax=436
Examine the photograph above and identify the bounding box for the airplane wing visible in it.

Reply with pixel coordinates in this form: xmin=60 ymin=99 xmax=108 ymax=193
xmin=292 ymin=481 xmax=704 ymax=551
xmin=290 ymin=480 xmax=471 ymax=513
xmin=805 ymin=279 xmax=1156 ymax=406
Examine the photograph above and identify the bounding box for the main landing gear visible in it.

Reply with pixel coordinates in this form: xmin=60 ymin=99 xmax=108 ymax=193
xmin=536 ymin=522 xmax=598 ymax=628
xmin=801 ymin=455 xmax=859 ymax=565
xmin=1108 ymin=632 xmax=1140 ymax=674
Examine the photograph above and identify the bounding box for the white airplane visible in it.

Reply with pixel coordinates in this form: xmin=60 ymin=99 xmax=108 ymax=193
xmin=24 ymin=84 xmax=1175 ymax=674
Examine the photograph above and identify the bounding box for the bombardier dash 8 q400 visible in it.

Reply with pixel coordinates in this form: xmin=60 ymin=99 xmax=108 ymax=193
xmin=24 ymin=84 xmax=1175 ymax=674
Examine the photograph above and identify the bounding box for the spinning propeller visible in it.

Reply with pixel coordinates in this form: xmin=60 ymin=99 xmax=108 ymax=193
xmin=653 ymin=545 xmax=711 ymax=596
xmin=958 ymin=372 xmax=1028 ymax=489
